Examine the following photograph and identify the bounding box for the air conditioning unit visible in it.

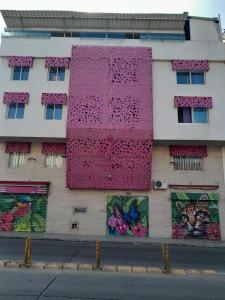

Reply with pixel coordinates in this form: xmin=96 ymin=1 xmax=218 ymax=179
xmin=153 ymin=179 xmax=167 ymax=190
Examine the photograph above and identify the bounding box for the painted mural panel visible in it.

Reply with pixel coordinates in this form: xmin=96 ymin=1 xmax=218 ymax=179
xmin=107 ymin=195 xmax=148 ymax=237
xmin=0 ymin=194 xmax=47 ymax=232
xmin=171 ymin=192 xmax=220 ymax=240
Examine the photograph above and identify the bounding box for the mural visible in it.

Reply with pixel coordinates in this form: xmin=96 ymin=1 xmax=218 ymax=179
xmin=171 ymin=192 xmax=220 ymax=240
xmin=0 ymin=194 xmax=47 ymax=232
xmin=107 ymin=195 xmax=148 ymax=237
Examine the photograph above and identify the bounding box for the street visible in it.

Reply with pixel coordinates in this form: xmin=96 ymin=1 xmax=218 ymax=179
xmin=0 ymin=238 xmax=225 ymax=272
xmin=0 ymin=268 xmax=224 ymax=300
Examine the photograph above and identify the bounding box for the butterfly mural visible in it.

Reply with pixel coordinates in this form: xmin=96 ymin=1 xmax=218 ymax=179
xmin=107 ymin=196 xmax=148 ymax=237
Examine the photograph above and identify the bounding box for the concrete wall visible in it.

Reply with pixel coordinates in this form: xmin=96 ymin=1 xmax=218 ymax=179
xmin=0 ymin=142 xmax=224 ymax=239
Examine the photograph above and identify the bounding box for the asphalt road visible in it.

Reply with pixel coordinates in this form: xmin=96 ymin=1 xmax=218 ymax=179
xmin=1 ymin=238 xmax=225 ymax=272
xmin=0 ymin=268 xmax=225 ymax=300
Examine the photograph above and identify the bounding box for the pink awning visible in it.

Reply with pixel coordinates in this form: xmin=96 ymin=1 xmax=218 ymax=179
xmin=42 ymin=143 xmax=66 ymax=155
xmin=0 ymin=181 xmax=49 ymax=194
xmin=5 ymin=142 xmax=30 ymax=154
xmin=3 ymin=92 xmax=29 ymax=104
xmin=41 ymin=93 xmax=67 ymax=105
xmin=170 ymin=145 xmax=207 ymax=157
xmin=45 ymin=57 xmax=70 ymax=68
xmin=8 ymin=56 xmax=33 ymax=67
xmin=174 ymin=96 xmax=213 ymax=108
xmin=172 ymin=60 xmax=209 ymax=71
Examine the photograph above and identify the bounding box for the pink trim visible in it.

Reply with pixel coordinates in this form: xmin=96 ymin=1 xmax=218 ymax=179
xmin=170 ymin=145 xmax=207 ymax=157
xmin=8 ymin=56 xmax=33 ymax=67
xmin=42 ymin=143 xmax=66 ymax=155
xmin=172 ymin=60 xmax=209 ymax=71
xmin=45 ymin=57 xmax=70 ymax=68
xmin=41 ymin=93 xmax=67 ymax=105
xmin=0 ymin=181 xmax=49 ymax=194
xmin=174 ymin=96 xmax=213 ymax=108
xmin=3 ymin=92 xmax=29 ymax=104
xmin=5 ymin=142 xmax=30 ymax=153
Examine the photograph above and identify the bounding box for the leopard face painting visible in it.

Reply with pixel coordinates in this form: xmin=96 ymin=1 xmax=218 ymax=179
xmin=176 ymin=195 xmax=210 ymax=238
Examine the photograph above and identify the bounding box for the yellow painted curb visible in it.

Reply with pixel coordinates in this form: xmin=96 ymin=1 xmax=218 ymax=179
xmin=31 ymin=263 xmax=46 ymax=270
xmin=118 ymin=265 xmax=132 ymax=273
xmin=79 ymin=264 xmax=93 ymax=271
xmin=103 ymin=265 xmax=117 ymax=272
xmin=147 ymin=267 xmax=161 ymax=274
xmin=186 ymin=269 xmax=201 ymax=275
xmin=172 ymin=269 xmax=186 ymax=275
xmin=133 ymin=266 xmax=147 ymax=273
xmin=63 ymin=263 xmax=78 ymax=270
xmin=201 ymin=269 xmax=217 ymax=275
xmin=45 ymin=263 xmax=63 ymax=270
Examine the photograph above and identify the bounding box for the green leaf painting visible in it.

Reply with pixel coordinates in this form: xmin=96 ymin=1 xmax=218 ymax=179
xmin=0 ymin=194 xmax=47 ymax=232
xmin=107 ymin=195 xmax=149 ymax=237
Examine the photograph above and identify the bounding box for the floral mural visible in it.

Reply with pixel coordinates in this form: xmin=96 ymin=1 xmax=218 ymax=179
xmin=171 ymin=192 xmax=220 ymax=240
xmin=0 ymin=194 xmax=47 ymax=232
xmin=107 ymin=195 xmax=148 ymax=237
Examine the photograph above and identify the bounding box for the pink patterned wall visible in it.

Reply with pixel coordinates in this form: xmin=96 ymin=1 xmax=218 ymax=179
xmin=172 ymin=60 xmax=209 ymax=71
xmin=3 ymin=92 xmax=29 ymax=104
xmin=45 ymin=57 xmax=70 ymax=68
xmin=41 ymin=93 xmax=67 ymax=105
xmin=174 ymin=96 xmax=213 ymax=108
xmin=67 ymin=46 xmax=153 ymax=190
xmin=42 ymin=143 xmax=66 ymax=155
xmin=8 ymin=56 xmax=33 ymax=67
xmin=170 ymin=146 xmax=207 ymax=157
xmin=5 ymin=142 xmax=30 ymax=153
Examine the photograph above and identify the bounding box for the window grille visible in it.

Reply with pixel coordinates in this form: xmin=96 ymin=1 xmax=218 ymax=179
xmin=8 ymin=153 xmax=26 ymax=168
xmin=173 ymin=156 xmax=204 ymax=171
xmin=44 ymin=154 xmax=63 ymax=168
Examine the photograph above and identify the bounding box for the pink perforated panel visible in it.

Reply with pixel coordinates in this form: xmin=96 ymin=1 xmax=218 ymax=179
xmin=174 ymin=96 xmax=213 ymax=108
xmin=67 ymin=46 xmax=153 ymax=190
xmin=8 ymin=56 xmax=33 ymax=67
xmin=3 ymin=92 xmax=29 ymax=104
xmin=5 ymin=142 xmax=30 ymax=153
xmin=170 ymin=146 xmax=207 ymax=157
xmin=45 ymin=57 xmax=70 ymax=68
xmin=41 ymin=93 xmax=67 ymax=105
xmin=42 ymin=143 xmax=66 ymax=155
xmin=172 ymin=60 xmax=209 ymax=71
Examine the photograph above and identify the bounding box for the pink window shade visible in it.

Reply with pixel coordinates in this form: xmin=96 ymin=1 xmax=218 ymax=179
xmin=45 ymin=57 xmax=70 ymax=68
xmin=174 ymin=96 xmax=213 ymax=108
xmin=41 ymin=93 xmax=67 ymax=105
xmin=42 ymin=143 xmax=66 ymax=155
xmin=3 ymin=92 xmax=29 ymax=104
xmin=172 ymin=60 xmax=209 ymax=71
xmin=170 ymin=146 xmax=207 ymax=157
xmin=5 ymin=142 xmax=30 ymax=154
xmin=8 ymin=56 xmax=33 ymax=67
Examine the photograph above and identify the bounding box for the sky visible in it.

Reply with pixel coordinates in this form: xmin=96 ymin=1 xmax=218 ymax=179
xmin=0 ymin=0 xmax=225 ymax=33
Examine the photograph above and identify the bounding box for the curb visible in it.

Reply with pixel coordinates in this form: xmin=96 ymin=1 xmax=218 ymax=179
xmin=0 ymin=260 xmax=222 ymax=276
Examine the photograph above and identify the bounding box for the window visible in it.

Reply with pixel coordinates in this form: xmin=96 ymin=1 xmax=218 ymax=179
xmin=7 ymin=103 xmax=25 ymax=119
xmin=48 ymin=67 xmax=65 ymax=81
xmin=178 ymin=107 xmax=208 ymax=124
xmin=44 ymin=154 xmax=63 ymax=168
xmin=12 ymin=66 xmax=29 ymax=80
xmin=176 ymin=71 xmax=205 ymax=84
xmin=45 ymin=104 xmax=63 ymax=120
xmin=8 ymin=153 xmax=26 ymax=168
xmin=172 ymin=156 xmax=204 ymax=171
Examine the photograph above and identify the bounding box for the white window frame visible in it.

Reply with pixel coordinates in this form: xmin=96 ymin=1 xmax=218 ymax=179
xmin=178 ymin=107 xmax=209 ymax=124
xmin=176 ymin=71 xmax=205 ymax=85
xmin=6 ymin=103 xmax=25 ymax=119
xmin=172 ymin=156 xmax=204 ymax=171
xmin=11 ymin=66 xmax=29 ymax=81
xmin=47 ymin=67 xmax=65 ymax=81
xmin=8 ymin=153 xmax=26 ymax=168
xmin=44 ymin=104 xmax=63 ymax=120
xmin=44 ymin=154 xmax=63 ymax=168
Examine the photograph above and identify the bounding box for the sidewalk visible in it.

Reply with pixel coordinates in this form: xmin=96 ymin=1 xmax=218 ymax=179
xmin=0 ymin=231 xmax=225 ymax=247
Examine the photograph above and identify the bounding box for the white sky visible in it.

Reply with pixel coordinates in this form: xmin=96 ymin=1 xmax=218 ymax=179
xmin=0 ymin=0 xmax=225 ymax=32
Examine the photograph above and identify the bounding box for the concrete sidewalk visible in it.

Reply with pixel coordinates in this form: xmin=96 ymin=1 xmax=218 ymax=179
xmin=0 ymin=231 xmax=225 ymax=247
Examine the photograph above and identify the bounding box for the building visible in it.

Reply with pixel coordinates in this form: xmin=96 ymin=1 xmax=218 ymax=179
xmin=0 ymin=10 xmax=224 ymax=240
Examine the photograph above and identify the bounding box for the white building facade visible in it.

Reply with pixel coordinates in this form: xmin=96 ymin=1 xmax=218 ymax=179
xmin=0 ymin=10 xmax=225 ymax=240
